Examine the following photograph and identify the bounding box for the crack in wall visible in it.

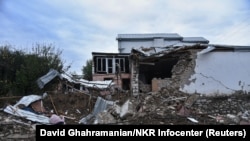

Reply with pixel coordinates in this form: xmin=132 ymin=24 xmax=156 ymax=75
xmin=198 ymin=72 xmax=237 ymax=91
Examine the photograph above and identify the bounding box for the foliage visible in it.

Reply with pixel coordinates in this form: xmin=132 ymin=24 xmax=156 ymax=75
xmin=0 ymin=45 xmax=24 ymax=95
xmin=82 ymin=59 xmax=92 ymax=81
xmin=0 ymin=43 xmax=66 ymax=96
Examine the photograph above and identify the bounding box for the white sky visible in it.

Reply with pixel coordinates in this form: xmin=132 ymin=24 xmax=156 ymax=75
xmin=0 ymin=0 xmax=249 ymax=74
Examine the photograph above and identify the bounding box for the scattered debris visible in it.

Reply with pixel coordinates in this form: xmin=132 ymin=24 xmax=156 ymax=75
xmin=187 ymin=117 xmax=198 ymax=123
xmin=0 ymin=66 xmax=250 ymax=140
xmin=3 ymin=93 xmax=50 ymax=125
xmin=79 ymin=96 xmax=115 ymax=124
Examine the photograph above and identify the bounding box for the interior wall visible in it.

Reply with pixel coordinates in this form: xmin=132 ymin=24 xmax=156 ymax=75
xmin=139 ymin=58 xmax=179 ymax=84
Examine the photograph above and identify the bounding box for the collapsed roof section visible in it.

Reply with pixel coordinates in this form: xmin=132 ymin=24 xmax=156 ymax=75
xmin=60 ymin=73 xmax=114 ymax=89
xmin=36 ymin=69 xmax=114 ymax=90
xmin=130 ymin=43 xmax=250 ymax=58
xmin=116 ymin=33 xmax=209 ymax=53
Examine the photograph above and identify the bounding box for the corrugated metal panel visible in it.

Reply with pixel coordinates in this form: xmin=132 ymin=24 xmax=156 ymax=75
xmin=61 ymin=73 xmax=114 ymax=89
xmin=4 ymin=105 xmax=50 ymax=124
xmin=36 ymin=69 xmax=61 ymax=89
xmin=14 ymin=95 xmax=43 ymax=107
xmin=116 ymin=33 xmax=183 ymax=40
xmin=4 ymin=94 xmax=50 ymax=124
xmin=79 ymin=97 xmax=114 ymax=124
xmin=92 ymin=97 xmax=114 ymax=116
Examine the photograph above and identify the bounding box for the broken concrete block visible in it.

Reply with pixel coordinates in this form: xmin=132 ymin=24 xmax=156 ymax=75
xmin=185 ymin=94 xmax=200 ymax=107
xmin=108 ymin=104 xmax=121 ymax=118
xmin=120 ymin=100 xmax=134 ymax=119
xmin=94 ymin=110 xmax=116 ymax=124
xmin=226 ymin=114 xmax=240 ymax=124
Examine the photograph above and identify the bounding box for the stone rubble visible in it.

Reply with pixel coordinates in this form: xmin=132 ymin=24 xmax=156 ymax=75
xmin=0 ymin=88 xmax=250 ymax=140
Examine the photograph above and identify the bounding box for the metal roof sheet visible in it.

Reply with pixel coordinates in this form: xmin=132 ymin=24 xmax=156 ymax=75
xmin=61 ymin=73 xmax=114 ymax=89
xmin=79 ymin=97 xmax=114 ymax=124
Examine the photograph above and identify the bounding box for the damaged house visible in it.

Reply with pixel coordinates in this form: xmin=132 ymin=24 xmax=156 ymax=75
xmin=131 ymin=44 xmax=250 ymax=95
xmin=131 ymin=43 xmax=250 ymax=96
xmin=92 ymin=33 xmax=250 ymax=96
xmin=2 ymin=33 xmax=250 ymax=129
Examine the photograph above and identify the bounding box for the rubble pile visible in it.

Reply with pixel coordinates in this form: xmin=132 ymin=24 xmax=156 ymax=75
xmin=123 ymin=89 xmax=250 ymax=125
xmin=105 ymin=88 xmax=250 ymax=125
xmin=0 ymin=87 xmax=250 ymax=140
xmin=0 ymin=111 xmax=36 ymax=141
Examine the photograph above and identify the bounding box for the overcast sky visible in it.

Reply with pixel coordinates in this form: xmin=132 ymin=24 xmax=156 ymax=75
xmin=0 ymin=0 xmax=249 ymax=74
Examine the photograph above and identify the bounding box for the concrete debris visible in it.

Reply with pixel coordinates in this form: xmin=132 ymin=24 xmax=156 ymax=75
xmin=94 ymin=110 xmax=116 ymax=124
xmin=1 ymin=81 xmax=250 ymax=140
xmin=184 ymin=94 xmax=199 ymax=108
xmin=119 ymin=100 xmax=134 ymax=119
xmin=0 ymin=112 xmax=36 ymax=141
xmin=226 ymin=114 xmax=240 ymax=124
xmin=176 ymin=106 xmax=191 ymax=116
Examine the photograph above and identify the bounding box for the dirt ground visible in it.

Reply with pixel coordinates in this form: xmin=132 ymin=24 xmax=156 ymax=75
xmin=40 ymin=90 xmax=131 ymax=124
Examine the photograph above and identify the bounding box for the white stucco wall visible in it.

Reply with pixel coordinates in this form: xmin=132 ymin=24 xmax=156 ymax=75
xmin=180 ymin=51 xmax=250 ymax=96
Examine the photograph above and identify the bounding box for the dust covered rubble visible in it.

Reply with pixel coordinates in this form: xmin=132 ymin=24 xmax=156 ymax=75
xmin=0 ymin=110 xmax=36 ymax=141
xmin=0 ymin=89 xmax=250 ymax=140
xmin=89 ymin=88 xmax=250 ymax=125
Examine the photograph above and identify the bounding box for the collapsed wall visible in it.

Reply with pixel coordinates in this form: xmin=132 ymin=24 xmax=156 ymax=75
xmin=131 ymin=43 xmax=250 ymax=97
xmin=130 ymin=46 xmax=201 ymax=96
xmin=152 ymin=50 xmax=199 ymax=92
